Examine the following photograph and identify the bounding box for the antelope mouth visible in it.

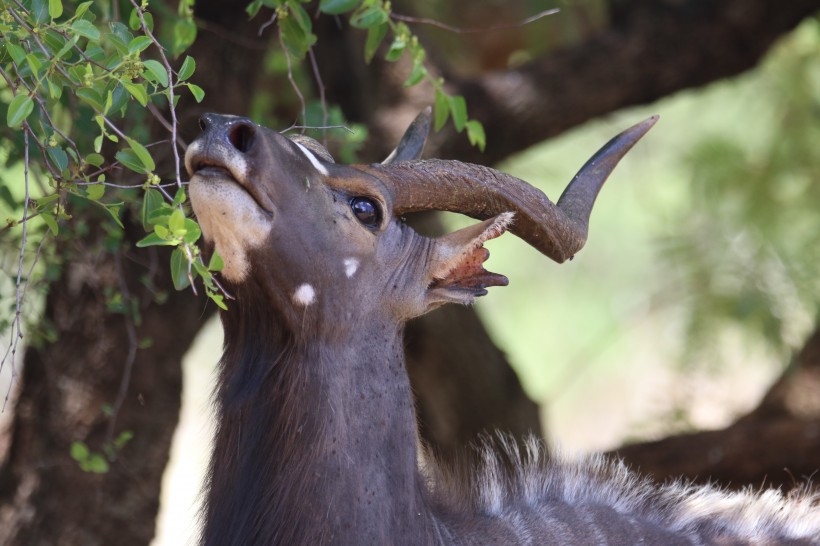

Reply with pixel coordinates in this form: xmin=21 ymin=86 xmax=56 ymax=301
xmin=187 ymin=150 xmax=273 ymax=217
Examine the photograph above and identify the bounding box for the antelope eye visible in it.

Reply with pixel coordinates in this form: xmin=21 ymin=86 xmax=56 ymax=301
xmin=350 ymin=197 xmax=381 ymax=228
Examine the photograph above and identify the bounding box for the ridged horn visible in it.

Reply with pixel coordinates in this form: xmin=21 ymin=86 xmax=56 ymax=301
xmin=382 ymin=107 xmax=433 ymax=164
xmin=358 ymin=116 xmax=658 ymax=263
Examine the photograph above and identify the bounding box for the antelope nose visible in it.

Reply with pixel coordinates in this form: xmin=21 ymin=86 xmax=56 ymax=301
xmin=198 ymin=113 xmax=257 ymax=154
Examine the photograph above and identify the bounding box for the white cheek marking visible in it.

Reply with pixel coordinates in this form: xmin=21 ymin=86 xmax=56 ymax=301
xmin=293 ymin=283 xmax=316 ymax=306
xmin=343 ymin=258 xmax=359 ymax=278
xmin=294 ymin=143 xmax=329 ymax=176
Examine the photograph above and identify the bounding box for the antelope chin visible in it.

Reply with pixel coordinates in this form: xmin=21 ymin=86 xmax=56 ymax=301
xmin=189 ymin=172 xmax=273 ymax=283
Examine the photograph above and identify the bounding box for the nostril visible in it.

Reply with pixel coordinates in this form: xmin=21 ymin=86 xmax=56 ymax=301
xmin=199 ymin=114 xmax=212 ymax=131
xmin=228 ymin=122 xmax=256 ymax=153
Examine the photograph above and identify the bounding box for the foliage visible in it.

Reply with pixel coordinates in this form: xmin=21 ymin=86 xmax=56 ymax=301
xmin=658 ymin=20 xmax=820 ymax=367
xmin=0 ymin=0 xmax=495 ymax=463
xmin=245 ymin=0 xmax=487 ymax=150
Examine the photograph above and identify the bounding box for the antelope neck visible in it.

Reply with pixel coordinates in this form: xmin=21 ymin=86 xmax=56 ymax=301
xmin=202 ymin=304 xmax=438 ymax=546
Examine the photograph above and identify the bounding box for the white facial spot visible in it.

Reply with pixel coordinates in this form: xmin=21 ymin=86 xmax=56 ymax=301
xmin=343 ymin=258 xmax=359 ymax=278
xmin=294 ymin=142 xmax=329 ymax=176
xmin=292 ymin=283 xmax=316 ymax=306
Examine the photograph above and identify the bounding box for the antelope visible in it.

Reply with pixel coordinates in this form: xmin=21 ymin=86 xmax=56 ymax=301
xmin=186 ymin=110 xmax=820 ymax=545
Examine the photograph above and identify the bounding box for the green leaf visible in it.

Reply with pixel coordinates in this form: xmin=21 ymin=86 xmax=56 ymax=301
xmin=71 ymin=19 xmax=101 ymax=43
xmin=76 ymin=87 xmax=105 ymax=111
xmin=47 ymin=79 xmax=63 ymax=100
xmin=26 ymin=53 xmax=43 ymax=78
xmin=113 ymin=430 xmax=134 ymax=449
xmin=86 ymin=454 xmax=110 ymax=473
xmin=433 ymin=89 xmax=449 ymax=131
xmin=70 ymin=441 xmax=90 ymax=461
xmin=172 ymin=186 xmax=186 ymax=206
xmin=125 ymin=137 xmax=155 ymax=172
xmin=115 ymin=148 xmax=144 ymax=173
xmin=279 ymin=12 xmax=315 ymax=59
xmin=102 ymin=202 xmax=124 ymax=228
xmin=186 ymin=83 xmax=205 ymax=103
xmin=182 ymin=219 xmax=201 ymax=244
xmin=350 ymin=4 xmax=388 ymax=29
xmin=122 ymin=81 xmax=148 ymax=107
xmin=85 ymin=183 xmax=105 ymax=201
xmin=55 ymin=34 xmax=79 ymax=60
xmin=288 ymin=1 xmax=313 ymax=35
xmin=154 ymin=224 xmax=170 ymax=239
xmin=403 ymin=59 xmax=427 ymax=87
xmin=141 ymin=189 xmax=164 ymax=230
xmin=41 ymin=213 xmax=59 ymax=236
xmin=128 ymin=36 xmax=153 ymax=54
xmin=7 ymin=95 xmax=34 ymax=129
xmin=465 ymin=119 xmax=486 ymax=152
xmin=142 ymin=59 xmax=168 ymax=87
xmin=385 ymin=36 xmax=406 ymax=62
xmin=320 ymin=0 xmax=359 ymax=14
xmin=169 ymin=208 xmax=185 ymax=234
xmin=5 ymin=43 xmax=26 ymax=65
xmin=31 ymin=0 xmax=49 ymax=22
xmin=178 ymin=56 xmax=196 ymax=80
xmin=136 ymin=232 xmax=176 ymax=247
xmin=364 ymin=23 xmax=387 ymax=64
xmin=209 ymin=251 xmax=225 ymax=272
xmin=48 ymin=0 xmax=63 ymax=18
xmin=129 ymin=8 xmax=142 ymax=30
xmin=74 ymin=1 xmax=93 ymax=19
xmin=47 ymin=146 xmax=69 ymax=173
xmin=448 ymin=95 xmax=467 ymax=132
xmin=172 ymin=19 xmax=197 ymax=55
xmin=246 ymin=0 xmax=264 ymax=18
xmin=85 ymin=153 xmax=104 ymax=167
xmin=170 ymin=247 xmax=191 ymax=290
xmin=209 ymin=291 xmax=228 ymax=310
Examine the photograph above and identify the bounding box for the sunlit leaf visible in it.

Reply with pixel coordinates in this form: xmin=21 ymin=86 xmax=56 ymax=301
xmin=364 ymin=23 xmax=387 ymax=64
xmin=7 ymin=95 xmax=34 ymax=129
xmin=71 ymin=19 xmax=101 ymax=42
xmin=143 ymin=59 xmax=168 ymax=87
xmin=178 ymin=56 xmax=196 ymax=80
xmin=320 ymin=0 xmax=359 ymax=15
xmin=187 ymin=83 xmax=205 ymax=103
xmin=433 ymin=89 xmax=449 ymax=132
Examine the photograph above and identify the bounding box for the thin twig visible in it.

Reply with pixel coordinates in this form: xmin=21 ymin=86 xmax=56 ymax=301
xmin=1 ymin=128 xmax=31 ymax=409
xmin=391 ymin=8 xmax=559 ymax=34
xmin=281 ymin=124 xmax=354 ymax=134
xmin=104 ymin=250 xmax=139 ymax=447
xmin=127 ymin=0 xmax=185 ymax=189
xmin=278 ymin=29 xmax=306 ymax=129
xmin=258 ymin=12 xmax=278 ymax=37
xmin=307 ymin=48 xmax=328 ymax=145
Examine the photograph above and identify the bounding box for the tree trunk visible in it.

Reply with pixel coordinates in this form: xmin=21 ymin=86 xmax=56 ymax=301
xmin=0 ymin=222 xmax=197 ymax=545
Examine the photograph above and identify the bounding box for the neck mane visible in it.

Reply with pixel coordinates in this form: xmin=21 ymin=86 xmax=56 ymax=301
xmin=200 ymin=295 xmax=438 ymax=546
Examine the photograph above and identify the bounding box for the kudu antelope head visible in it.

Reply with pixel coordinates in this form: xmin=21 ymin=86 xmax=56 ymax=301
xmin=187 ymin=110 xmax=656 ymax=328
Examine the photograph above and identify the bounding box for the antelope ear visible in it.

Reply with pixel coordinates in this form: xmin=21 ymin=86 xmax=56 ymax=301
xmin=424 ymin=212 xmax=514 ymax=308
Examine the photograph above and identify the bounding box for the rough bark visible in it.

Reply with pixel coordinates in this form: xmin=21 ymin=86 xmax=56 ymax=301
xmin=614 ymin=329 xmax=820 ymax=492
xmin=0 ymin=223 xmax=196 ymax=545
xmin=315 ymin=0 xmax=820 ymax=164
